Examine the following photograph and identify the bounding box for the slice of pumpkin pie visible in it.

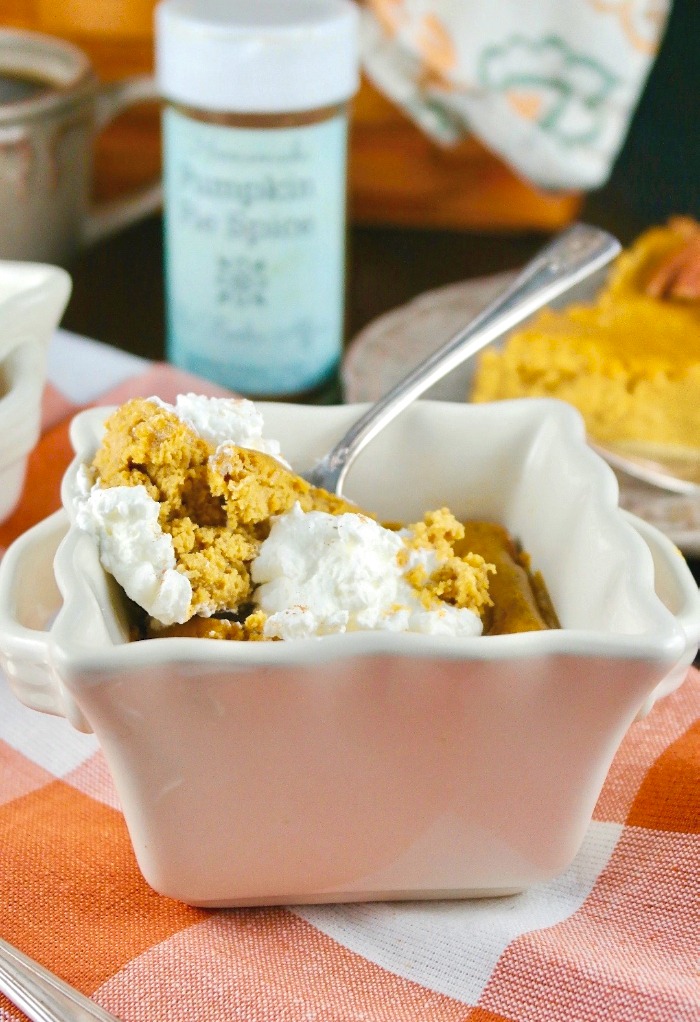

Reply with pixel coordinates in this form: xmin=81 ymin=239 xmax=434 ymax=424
xmin=471 ymin=218 xmax=700 ymax=460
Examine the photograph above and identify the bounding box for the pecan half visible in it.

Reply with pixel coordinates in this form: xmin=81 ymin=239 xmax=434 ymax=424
xmin=645 ymin=217 xmax=700 ymax=301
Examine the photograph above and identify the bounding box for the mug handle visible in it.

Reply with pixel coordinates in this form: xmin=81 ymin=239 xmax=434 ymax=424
xmin=82 ymin=75 xmax=162 ymax=246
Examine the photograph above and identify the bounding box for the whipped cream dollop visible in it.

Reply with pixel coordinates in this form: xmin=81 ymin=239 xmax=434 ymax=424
xmin=74 ymin=468 xmax=192 ymax=626
xmin=154 ymin=393 xmax=285 ymax=461
xmin=252 ymin=503 xmax=483 ymax=640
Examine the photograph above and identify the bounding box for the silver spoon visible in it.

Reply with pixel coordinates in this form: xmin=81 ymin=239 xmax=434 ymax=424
xmin=306 ymin=223 xmax=698 ymax=499
xmin=306 ymin=223 xmax=619 ymax=495
xmin=0 ymin=935 xmax=123 ymax=1022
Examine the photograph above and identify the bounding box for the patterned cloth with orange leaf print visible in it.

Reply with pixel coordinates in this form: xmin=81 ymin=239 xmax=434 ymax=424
xmin=361 ymin=0 xmax=670 ymax=189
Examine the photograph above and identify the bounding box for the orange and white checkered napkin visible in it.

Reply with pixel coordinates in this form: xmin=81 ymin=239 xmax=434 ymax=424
xmin=1 ymin=356 xmax=699 ymax=1022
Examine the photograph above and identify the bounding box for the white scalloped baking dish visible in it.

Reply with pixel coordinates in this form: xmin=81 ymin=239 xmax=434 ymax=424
xmin=0 ymin=397 xmax=698 ymax=907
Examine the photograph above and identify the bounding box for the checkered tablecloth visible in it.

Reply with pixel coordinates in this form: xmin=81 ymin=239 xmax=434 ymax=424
xmin=1 ymin=331 xmax=698 ymax=1022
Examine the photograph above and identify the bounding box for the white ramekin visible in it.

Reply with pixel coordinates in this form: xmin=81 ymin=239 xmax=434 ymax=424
xmin=0 ymin=398 xmax=698 ymax=906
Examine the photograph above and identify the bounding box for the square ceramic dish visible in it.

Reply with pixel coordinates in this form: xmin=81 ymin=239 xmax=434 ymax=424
xmin=0 ymin=398 xmax=699 ymax=907
xmin=0 ymin=261 xmax=71 ymax=521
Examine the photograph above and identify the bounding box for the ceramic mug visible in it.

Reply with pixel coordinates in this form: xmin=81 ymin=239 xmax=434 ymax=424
xmin=0 ymin=28 xmax=161 ymax=264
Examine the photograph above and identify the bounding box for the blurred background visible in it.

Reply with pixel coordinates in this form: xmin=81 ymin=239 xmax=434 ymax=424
xmin=0 ymin=0 xmax=697 ymax=358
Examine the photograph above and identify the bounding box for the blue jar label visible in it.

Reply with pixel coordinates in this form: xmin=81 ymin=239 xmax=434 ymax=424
xmin=162 ymin=107 xmax=348 ymax=395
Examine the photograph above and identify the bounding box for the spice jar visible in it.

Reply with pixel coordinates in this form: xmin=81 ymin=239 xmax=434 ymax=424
xmin=155 ymin=0 xmax=359 ymax=398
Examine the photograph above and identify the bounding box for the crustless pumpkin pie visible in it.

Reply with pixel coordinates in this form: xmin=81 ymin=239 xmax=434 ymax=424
xmin=471 ymin=218 xmax=700 ymax=460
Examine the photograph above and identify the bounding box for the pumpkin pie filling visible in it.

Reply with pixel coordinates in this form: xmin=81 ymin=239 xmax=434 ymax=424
xmin=471 ymin=218 xmax=700 ymax=459
xmin=75 ymin=396 xmax=558 ymax=641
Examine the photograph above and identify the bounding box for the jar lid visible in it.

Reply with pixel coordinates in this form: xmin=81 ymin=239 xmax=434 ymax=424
xmin=155 ymin=0 xmax=359 ymax=113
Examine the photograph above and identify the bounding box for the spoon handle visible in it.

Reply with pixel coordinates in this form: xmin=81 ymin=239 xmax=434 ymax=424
xmin=0 ymin=936 xmax=123 ymax=1022
xmin=307 ymin=222 xmax=621 ymax=496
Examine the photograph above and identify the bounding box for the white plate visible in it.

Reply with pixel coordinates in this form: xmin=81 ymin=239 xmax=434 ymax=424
xmin=342 ymin=272 xmax=700 ymax=557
